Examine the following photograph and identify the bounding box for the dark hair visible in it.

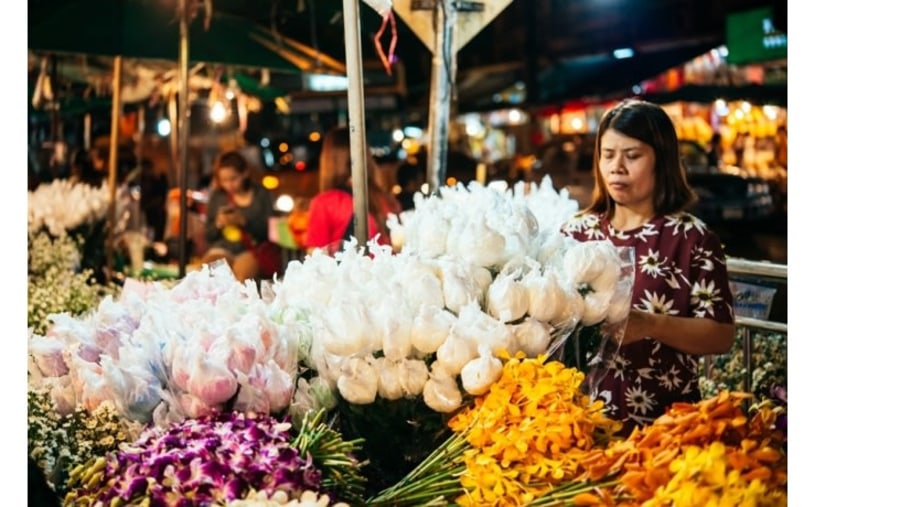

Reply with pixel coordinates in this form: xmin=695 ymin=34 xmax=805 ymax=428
xmin=318 ymin=127 xmax=356 ymax=193
xmin=586 ymin=99 xmax=696 ymax=216
xmin=319 ymin=127 xmax=401 ymax=239
xmin=215 ymin=150 xmax=251 ymax=191
xmin=217 ymin=150 xmax=249 ymax=173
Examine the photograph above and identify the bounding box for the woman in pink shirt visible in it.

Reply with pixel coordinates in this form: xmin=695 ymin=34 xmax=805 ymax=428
xmin=304 ymin=127 xmax=401 ymax=254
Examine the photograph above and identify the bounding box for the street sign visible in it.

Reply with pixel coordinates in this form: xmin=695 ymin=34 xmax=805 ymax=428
xmin=392 ymin=0 xmax=514 ymax=54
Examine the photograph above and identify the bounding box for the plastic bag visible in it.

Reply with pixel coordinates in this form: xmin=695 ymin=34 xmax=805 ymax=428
xmin=549 ymin=246 xmax=635 ymax=400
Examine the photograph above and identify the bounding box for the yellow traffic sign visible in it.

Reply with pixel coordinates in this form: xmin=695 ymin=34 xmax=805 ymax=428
xmin=392 ymin=0 xmax=514 ymax=55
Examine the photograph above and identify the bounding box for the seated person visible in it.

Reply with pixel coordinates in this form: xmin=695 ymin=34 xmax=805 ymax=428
xmin=201 ymin=151 xmax=279 ymax=281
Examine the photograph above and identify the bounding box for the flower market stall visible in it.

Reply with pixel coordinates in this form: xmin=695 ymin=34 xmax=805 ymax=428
xmin=27 ymin=174 xmax=787 ymax=505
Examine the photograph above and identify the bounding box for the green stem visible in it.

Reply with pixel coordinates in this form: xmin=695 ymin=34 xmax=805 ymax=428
xmin=526 ymin=478 xmax=621 ymax=506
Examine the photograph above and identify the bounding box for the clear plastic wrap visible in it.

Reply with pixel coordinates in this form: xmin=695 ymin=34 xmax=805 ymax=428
xmin=548 ymin=246 xmax=635 ymax=400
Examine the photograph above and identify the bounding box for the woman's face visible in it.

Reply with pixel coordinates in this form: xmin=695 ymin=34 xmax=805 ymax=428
xmin=599 ymin=128 xmax=657 ymax=212
xmin=217 ymin=166 xmax=245 ymax=195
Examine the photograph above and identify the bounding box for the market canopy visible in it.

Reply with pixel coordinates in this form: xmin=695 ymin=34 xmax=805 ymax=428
xmin=28 ymin=0 xmax=346 ymax=75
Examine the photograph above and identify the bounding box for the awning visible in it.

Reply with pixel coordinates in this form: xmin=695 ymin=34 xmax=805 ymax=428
xmin=456 ymin=37 xmax=725 ymax=112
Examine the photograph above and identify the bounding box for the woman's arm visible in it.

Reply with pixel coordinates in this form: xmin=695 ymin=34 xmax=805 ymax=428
xmin=205 ymin=191 xmax=227 ymax=243
xmin=623 ymin=227 xmax=736 ymax=355
xmin=622 ymin=311 xmax=735 ymax=355
xmin=242 ymin=186 xmax=274 ymax=244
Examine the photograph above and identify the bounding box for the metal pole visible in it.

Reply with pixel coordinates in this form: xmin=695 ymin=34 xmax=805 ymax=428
xmin=425 ymin=0 xmax=456 ymax=195
xmin=106 ymin=55 xmax=123 ymax=274
xmin=342 ymin=0 xmax=369 ymax=245
xmin=84 ymin=113 xmax=92 ymax=150
xmin=177 ymin=0 xmax=191 ymax=277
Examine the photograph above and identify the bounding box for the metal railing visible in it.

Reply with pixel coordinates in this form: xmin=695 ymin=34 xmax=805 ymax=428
xmin=711 ymin=258 xmax=787 ymax=394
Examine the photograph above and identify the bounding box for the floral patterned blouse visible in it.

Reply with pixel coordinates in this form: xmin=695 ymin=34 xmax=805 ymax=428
xmin=562 ymin=210 xmax=734 ymax=433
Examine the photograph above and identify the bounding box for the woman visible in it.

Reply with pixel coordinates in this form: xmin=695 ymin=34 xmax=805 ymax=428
xmin=202 ymin=150 xmax=278 ymax=281
xmin=305 ymin=127 xmax=401 ymax=254
xmin=562 ymin=99 xmax=735 ymax=434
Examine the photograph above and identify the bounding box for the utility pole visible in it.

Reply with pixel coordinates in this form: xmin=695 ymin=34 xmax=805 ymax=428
xmin=393 ymin=0 xmax=514 ymax=194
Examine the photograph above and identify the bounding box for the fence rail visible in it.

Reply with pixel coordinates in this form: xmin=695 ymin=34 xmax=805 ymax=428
xmin=714 ymin=258 xmax=788 ymax=394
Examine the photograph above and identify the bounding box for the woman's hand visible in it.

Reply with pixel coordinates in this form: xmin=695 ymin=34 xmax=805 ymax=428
xmin=215 ymin=207 xmax=246 ymax=229
xmin=621 ymin=310 xmax=654 ymax=345
xmin=620 ymin=309 xmax=735 ymax=355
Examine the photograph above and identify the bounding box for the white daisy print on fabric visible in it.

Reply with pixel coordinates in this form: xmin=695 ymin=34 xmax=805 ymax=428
xmin=639 ymin=290 xmax=680 ymax=315
xmin=638 ymin=250 xmax=668 ymax=278
xmin=597 ymin=390 xmax=617 ymax=416
xmin=691 ymin=279 xmax=722 ymax=317
xmin=664 ymin=212 xmax=708 ymax=237
xmin=678 ymin=353 xmax=699 ymax=372
xmin=606 ymin=224 xmax=630 ymax=241
xmin=681 ymin=381 xmax=698 ymax=396
xmin=691 ymin=244 xmax=717 ymax=272
xmin=635 ymin=367 xmax=655 ymax=381
xmin=624 ymin=385 xmax=657 ymax=415
xmin=633 ymin=222 xmax=660 ymax=242
xmin=562 ymin=213 xmax=599 ymax=235
xmin=657 ymin=365 xmax=683 ymax=391
xmin=609 ymin=354 xmax=631 ymax=381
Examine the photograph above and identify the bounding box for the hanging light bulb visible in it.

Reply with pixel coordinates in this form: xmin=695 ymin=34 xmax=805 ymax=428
xmin=209 ymin=100 xmax=228 ymax=123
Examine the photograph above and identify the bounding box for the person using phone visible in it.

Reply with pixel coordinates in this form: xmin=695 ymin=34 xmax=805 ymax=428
xmin=201 ymin=151 xmax=278 ymax=281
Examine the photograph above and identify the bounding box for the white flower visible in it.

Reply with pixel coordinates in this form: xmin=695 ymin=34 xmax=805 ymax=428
xmin=375 ymin=357 xmax=405 ymax=401
xmin=508 ymin=317 xmax=552 ymax=357
xmin=486 ymin=271 xmax=529 ymax=323
xmin=422 ymin=365 xmax=463 ymax=413
xmin=562 ymin=239 xmax=616 ymax=284
xmin=410 ymin=305 xmax=456 ymax=356
xmin=460 ymin=345 xmax=503 ymax=396
xmin=523 ymin=269 xmax=568 ymax=323
xmin=581 ymin=289 xmax=612 ymax=326
xmin=624 ymin=385 xmax=656 ymax=415
xmin=336 ymin=356 xmax=379 ymax=405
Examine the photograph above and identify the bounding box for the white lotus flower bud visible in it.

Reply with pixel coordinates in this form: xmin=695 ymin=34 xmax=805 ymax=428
xmin=337 ymin=356 xmax=379 ymax=405
xmin=400 ymin=261 xmax=445 ymax=310
xmin=410 ymin=305 xmax=456 ymax=355
xmin=470 ymin=265 xmax=494 ymax=305
xmin=455 ymin=219 xmax=507 ymax=268
xmin=374 ymin=301 xmax=414 ymax=362
xmin=435 ymin=329 xmax=477 ymax=376
xmin=455 ymin=302 xmax=514 ymax=356
xmin=375 ymin=357 xmax=405 ymax=401
xmin=590 ymin=265 xmax=620 ymax=295
xmin=524 ymin=270 xmax=567 ymax=322
xmin=607 ymin=280 xmax=634 ymax=325
xmin=398 ymin=358 xmax=430 ymax=397
xmin=423 ymin=366 xmax=463 ymax=413
xmin=510 ymin=317 xmax=552 ymax=357
xmin=563 ymin=240 xmax=615 ymax=284
xmin=438 ymin=260 xmax=483 ymax=315
xmin=487 ymin=272 xmax=529 ymax=323
xmin=416 ymin=213 xmax=451 ymax=258
xmin=460 ymin=344 xmax=503 ymax=396
xmin=321 ymin=300 xmax=373 ymax=356
xmin=582 ymin=288 xmax=614 ymax=326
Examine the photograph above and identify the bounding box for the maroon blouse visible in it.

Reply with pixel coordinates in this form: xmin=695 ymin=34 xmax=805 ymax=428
xmin=562 ymin=211 xmax=734 ymax=433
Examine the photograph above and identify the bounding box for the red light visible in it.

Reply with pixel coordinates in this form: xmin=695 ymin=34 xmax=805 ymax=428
xmin=294 ymin=160 xmax=307 ymax=171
